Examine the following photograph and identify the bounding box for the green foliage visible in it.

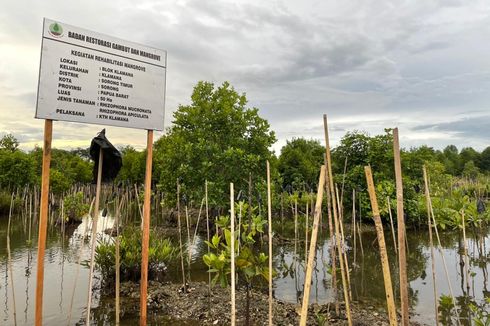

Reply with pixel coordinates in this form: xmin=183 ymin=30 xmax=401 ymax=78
xmin=50 ymin=169 xmax=71 ymax=194
xmin=278 ymin=138 xmax=324 ymax=190
xmin=154 ymin=81 xmax=276 ymax=207
xmin=0 ymin=134 xmax=19 ymax=152
xmin=439 ymin=294 xmax=455 ymax=325
xmin=63 ymin=192 xmax=89 ymax=223
xmin=0 ymin=149 xmax=36 ymax=188
xmin=117 ymin=146 xmax=146 ymax=184
xmin=94 ymin=226 xmax=175 ymax=284
xmin=203 ymin=206 xmax=274 ymax=288
xmin=470 ymin=298 xmax=490 ymax=326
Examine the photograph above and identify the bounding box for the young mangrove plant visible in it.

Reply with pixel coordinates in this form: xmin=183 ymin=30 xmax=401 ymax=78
xmin=203 ymin=205 xmax=274 ymax=325
xmin=63 ymin=191 xmax=90 ymax=224
xmin=94 ymin=226 xmax=175 ymax=285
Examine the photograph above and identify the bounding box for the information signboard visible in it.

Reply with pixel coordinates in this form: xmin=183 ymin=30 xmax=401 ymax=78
xmin=35 ymin=18 xmax=166 ymax=130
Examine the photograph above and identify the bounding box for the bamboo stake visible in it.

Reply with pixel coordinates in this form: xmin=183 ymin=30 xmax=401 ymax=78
xmin=335 ymin=185 xmax=352 ymax=300
xmin=7 ymin=193 xmax=17 ymax=326
xmin=230 ymin=183 xmax=236 ymax=326
xmin=425 ymin=167 xmax=461 ymax=326
xmin=267 ymin=161 xmax=273 ymax=326
xmin=185 ymin=204 xmax=191 ymax=282
xmin=115 ymin=196 xmax=125 ymax=325
xmin=422 ymin=166 xmax=439 ymax=326
xmin=305 ymin=200 xmax=309 ymax=260
xmin=176 ymin=180 xmax=186 ymax=293
xmin=461 ymin=211 xmax=470 ymax=294
xmin=35 ymin=119 xmax=52 ymax=326
xmin=299 ymin=165 xmax=326 ymax=326
xmin=393 ymin=128 xmax=409 ymax=326
xmin=294 ymin=198 xmax=298 ymax=259
xmin=323 ymin=114 xmax=352 ymax=325
xmin=190 ymin=198 xmax=205 ymax=265
xmin=86 ymin=148 xmax=103 ymax=326
xmin=387 ymin=197 xmax=398 ymax=255
xmin=364 ymin=166 xmax=398 ymax=326
xmin=353 ymin=189 xmax=357 ymax=266
xmin=140 ymin=129 xmax=154 ymax=326
xmin=324 ymin=159 xmax=338 ymax=314
xmin=205 ymin=181 xmax=211 ymax=299
xmin=67 ymin=197 xmax=95 ymax=326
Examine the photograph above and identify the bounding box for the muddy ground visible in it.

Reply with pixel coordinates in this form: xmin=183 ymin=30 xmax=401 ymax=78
xmin=107 ymin=281 xmax=424 ymax=325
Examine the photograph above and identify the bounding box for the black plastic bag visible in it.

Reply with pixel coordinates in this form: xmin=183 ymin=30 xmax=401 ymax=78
xmin=89 ymin=129 xmax=122 ymax=183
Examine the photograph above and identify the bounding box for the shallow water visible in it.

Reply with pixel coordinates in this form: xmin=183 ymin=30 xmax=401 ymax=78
xmin=1 ymin=214 xmax=489 ymax=325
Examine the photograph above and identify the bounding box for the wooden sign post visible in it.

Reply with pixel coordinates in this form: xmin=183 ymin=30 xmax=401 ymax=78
xmin=34 ymin=18 xmax=166 ymax=325
xmin=34 ymin=119 xmax=52 ymax=326
xmin=139 ymin=130 xmax=154 ymax=325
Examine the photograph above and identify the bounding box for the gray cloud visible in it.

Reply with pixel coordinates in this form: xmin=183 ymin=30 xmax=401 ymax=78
xmin=1 ymin=0 xmax=490 ymax=153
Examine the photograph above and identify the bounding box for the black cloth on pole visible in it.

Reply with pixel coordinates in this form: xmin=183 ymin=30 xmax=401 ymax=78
xmin=89 ymin=129 xmax=122 ymax=183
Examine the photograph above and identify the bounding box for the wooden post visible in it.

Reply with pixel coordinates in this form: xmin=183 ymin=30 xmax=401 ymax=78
xmin=364 ymin=166 xmax=397 ymax=326
xmin=422 ymin=166 xmax=439 ymax=326
xmin=324 ymin=158 xmax=338 ymax=314
xmin=299 ymin=165 xmax=326 ymax=326
xmin=115 ymin=196 xmax=124 ymax=325
xmin=86 ymin=147 xmax=103 ymax=326
xmin=230 ymin=183 xmax=236 ymax=326
xmin=205 ymin=181 xmax=211 ymax=299
xmin=140 ymin=129 xmax=154 ymax=326
xmin=387 ymin=197 xmax=398 ymax=255
xmin=35 ymin=119 xmax=52 ymax=326
xmin=323 ymin=114 xmax=352 ymax=325
xmin=266 ymin=161 xmax=273 ymax=326
xmin=393 ymin=128 xmax=409 ymax=326
xmin=176 ymin=180 xmax=186 ymax=292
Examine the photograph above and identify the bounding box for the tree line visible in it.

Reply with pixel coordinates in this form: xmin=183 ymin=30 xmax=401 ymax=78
xmin=1 ymin=81 xmax=489 ymax=224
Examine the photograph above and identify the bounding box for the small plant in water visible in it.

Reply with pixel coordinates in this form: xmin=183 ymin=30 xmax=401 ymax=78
xmin=63 ymin=192 xmax=89 ymax=223
xmin=94 ymin=226 xmax=175 ymax=285
xmin=203 ymin=204 xmax=275 ymax=325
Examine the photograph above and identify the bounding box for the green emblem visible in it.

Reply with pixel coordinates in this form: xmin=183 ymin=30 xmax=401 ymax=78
xmin=49 ymin=22 xmax=63 ymax=37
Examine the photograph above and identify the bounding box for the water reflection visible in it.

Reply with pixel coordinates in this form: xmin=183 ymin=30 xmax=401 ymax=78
xmin=1 ymin=213 xmax=489 ymax=325
xmin=0 ymin=213 xmax=113 ymax=325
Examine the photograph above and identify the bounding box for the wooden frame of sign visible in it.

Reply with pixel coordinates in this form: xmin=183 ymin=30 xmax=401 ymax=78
xmin=34 ymin=18 xmax=166 ymax=326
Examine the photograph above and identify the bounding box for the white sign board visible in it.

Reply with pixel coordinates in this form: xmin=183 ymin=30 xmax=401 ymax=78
xmin=35 ymin=18 xmax=166 ymax=130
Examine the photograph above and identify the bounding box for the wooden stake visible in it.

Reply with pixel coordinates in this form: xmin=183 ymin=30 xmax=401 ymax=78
xmin=364 ymin=166 xmax=397 ymax=326
xmin=335 ymin=185 xmax=352 ymax=301
xmin=323 ymin=114 xmax=352 ymax=325
xmin=422 ymin=166 xmax=439 ymax=326
xmin=86 ymin=147 xmax=103 ymax=326
xmin=324 ymin=159 xmax=338 ymax=314
xmin=299 ymin=165 xmax=326 ymax=326
xmin=35 ymin=119 xmax=52 ymax=326
xmin=305 ymin=200 xmax=309 ymax=260
xmin=267 ymin=161 xmax=273 ymax=326
xmin=113 ymin=197 xmax=124 ymax=325
xmin=387 ymin=197 xmax=398 ymax=255
xmin=425 ymin=167 xmax=461 ymax=325
xmin=7 ymin=193 xmax=17 ymax=326
xmin=393 ymin=128 xmax=409 ymax=326
xmin=205 ymin=181 xmax=211 ymax=299
xmin=353 ymin=189 xmax=357 ymax=266
xmin=230 ymin=183 xmax=236 ymax=326
xmin=140 ymin=129 xmax=154 ymax=325
xmin=176 ymin=180 xmax=186 ymax=293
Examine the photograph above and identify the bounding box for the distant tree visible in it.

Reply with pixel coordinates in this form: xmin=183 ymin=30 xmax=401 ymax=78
xmin=277 ymin=138 xmax=324 ymax=190
xmin=0 ymin=150 xmax=36 ymax=188
xmin=479 ymin=146 xmax=490 ymax=172
xmin=442 ymin=145 xmax=460 ymax=174
xmin=154 ymin=81 xmax=276 ymax=206
xmin=0 ymin=134 xmax=19 ymax=152
xmin=117 ymin=146 xmax=146 ymax=184
xmin=462 ymin=160 xmax=480 ymax=180
xmin=459 ymin=147 xmax=480 ymax=168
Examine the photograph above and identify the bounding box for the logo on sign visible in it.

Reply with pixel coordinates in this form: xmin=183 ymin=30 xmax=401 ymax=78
xmin=48 ymin=22 xmax=64 ymax=38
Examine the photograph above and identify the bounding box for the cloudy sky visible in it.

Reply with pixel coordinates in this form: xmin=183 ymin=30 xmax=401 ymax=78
xmin=1 ymin=0 xmax=490 ymax=153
